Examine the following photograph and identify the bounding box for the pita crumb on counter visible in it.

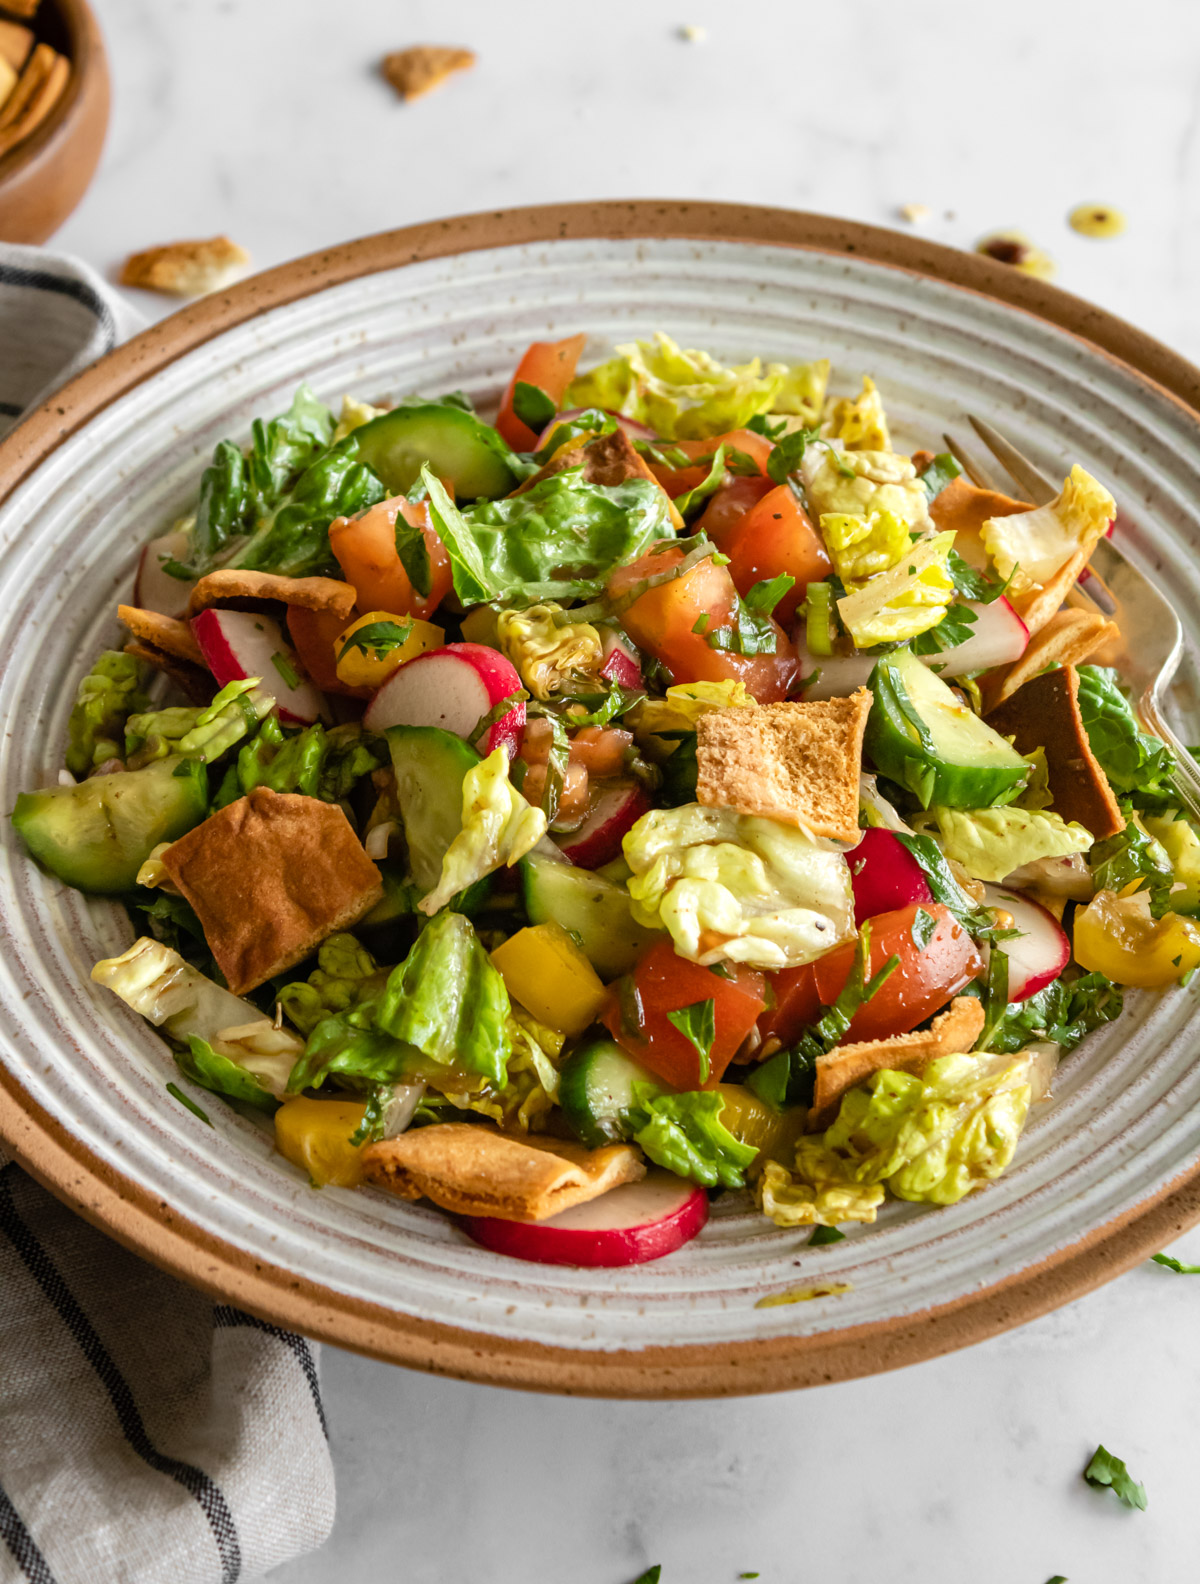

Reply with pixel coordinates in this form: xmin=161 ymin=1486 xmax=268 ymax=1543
xmin=362 ymin=1125 xmax=645 ymax=1221
xmin=809 ymin=996 xmax=985 ymax=1128
xmin=119 ymin=237 xmax=250 ymax=299
xmin=186 ymin=570 xmax=358 ymax=620
xmin=380 ymin=45 xmax=476 ymax=102
xmin=695 ymin=690 xmax=871 ymax=845
xmin=987 ymin=663 xmax=1124 ymax=841
xmin=160 ymin=788 xmax=382 ymax=995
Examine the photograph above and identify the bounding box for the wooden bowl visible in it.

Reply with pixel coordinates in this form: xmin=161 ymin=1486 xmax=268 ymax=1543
xmin=0 ymin=0 xmax=109 ymax=244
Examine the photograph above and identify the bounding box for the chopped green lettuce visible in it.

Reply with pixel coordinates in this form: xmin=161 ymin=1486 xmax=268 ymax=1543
xmin=800 ymin=445 xmax=932 ymax=533
xmin=565 ymin=332 xmax=829 ymax=439
xmin=1090 ymin=814 xmax=1174 ymax=917
xmin=819 ymin=508 xmax=911 ymax=584
xmin=836 ymin=531 xmax=956 ymax=647
xmin=927 ymin=805 xmax=1092 ymax=883
xmin=227 ymin=717 xmax=385 ymax=805
xmin=981 ymin=465 xmax=1114 ymax=591
xmin=821 ymin=375 xmax=891 ymax=451
xmin=1075 ymin=666 xmax=1175 ymax=805
xmin=419 ymin=747 xmax=546 ymax=917
xmin=126 ymin=678 xmax=274 ymax=769
xmin=435 ymin=1006 xmax=563 ymax=1131
xmin=623 ymin=802 xmax=856 ymax=969
xmin=628 ymin=1085 xmax=758 ymax=1189
xmin=178 ymin=1035 xmax=279 ymax=1112
xmin=984 ymin=971 xmax=1123 ymax=1056
xmin=66 ymin=651 xmax=149 ymax=777
xmin=1143 ymin=811 xmax=1200 ymax=914
xmin=756 ymin=1158 xmax=885 ymax=1227
xmin=421 ymin=466 xmax=670 ymax=606
xmin=277 ymin=933 xmax=390 ymax=1036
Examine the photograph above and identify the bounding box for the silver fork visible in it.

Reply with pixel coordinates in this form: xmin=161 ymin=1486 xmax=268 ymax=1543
xmin=944 ymin=414 xmax=1200 ymax=821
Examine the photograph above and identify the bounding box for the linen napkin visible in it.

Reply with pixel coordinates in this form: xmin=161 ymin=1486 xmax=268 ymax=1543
xmin=0 ymin=243 xmax=336 ymax=1584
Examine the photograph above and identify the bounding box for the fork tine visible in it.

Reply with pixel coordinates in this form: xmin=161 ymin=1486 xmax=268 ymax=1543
xmin=941 ymin=433 xmax=1002 ymax=492
xmin=965 ymin=415 xmax=1058 ymax=506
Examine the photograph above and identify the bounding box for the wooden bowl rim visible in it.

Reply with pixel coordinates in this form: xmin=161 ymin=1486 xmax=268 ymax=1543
xmin=0 ymin=0 xmax=98 ymax=184
xmin=3 ymin=199 xmax=1200 ymax=1397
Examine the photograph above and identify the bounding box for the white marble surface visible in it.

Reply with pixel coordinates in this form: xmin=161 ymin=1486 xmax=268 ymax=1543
xmin=53 ymin=1 xmax=1200 ymax=1579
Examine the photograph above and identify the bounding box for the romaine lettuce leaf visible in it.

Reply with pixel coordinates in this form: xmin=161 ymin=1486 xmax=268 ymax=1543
xmin=419 ymin=747 xmax=547 ymax=917
xmin=928 ymin=805 xmax=1092 ymax=883
xmin=1075 ymin=666 xmax=1175 ymax=803
xmin=628 ymin=1085 xmax=758 ymax=1189
xmin=756 ymin=1157 xmax=885 ymax=1227
xmin=434 ymin=1006 xmax=563 ymax=1131
xmin=628 ymin=679 xmax=754 ymax=745
xmin=564 ymin=332 xmax=829 ymax=439
xmin=422 ymin=465 xmax=670 ymax=606
xmin=800 ymin=445 xmax=932 ymax=533
xmin=821 ymin=375 xmax=891 ymax=452
xmin=496 ymin=602 xmax=602 ymax=700
xmin=819 ymin=508 xmax=911 ymax=584
xmin=836 ymin=531 xmax=956 ymax=647
xmin=980 ymin=464 xmax=1114 ymax=591
xmin=623 ymin=802 xmax=855 ymax=969
xmin=66 ymin=651 xmax=149 ymax=777
xmin=178 ymin=1035 xmax=280 ymax=1112
xmin=277 ymin=933 xmax=391 ymax=1036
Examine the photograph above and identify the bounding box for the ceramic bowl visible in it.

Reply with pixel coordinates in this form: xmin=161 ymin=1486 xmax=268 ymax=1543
xmin=3 ymin=203 xmax=1200 ymax=1398
xmin=0 ymin=0 xmax=109 ymax=244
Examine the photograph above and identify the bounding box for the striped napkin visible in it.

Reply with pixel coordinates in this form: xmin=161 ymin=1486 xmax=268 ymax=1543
xmin=0 ymin=245 xmax=336 ymax=1584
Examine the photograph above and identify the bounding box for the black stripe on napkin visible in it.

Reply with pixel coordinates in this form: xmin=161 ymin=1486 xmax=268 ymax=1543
xmin=0 ymin=1481 xmax=58 ymax=1584
xmin=212 ymin=1306 xmax=329 ymax=1439
xmin=0 ymin=1171 xmax=243 ymax=1584
xmin=0 ymin=401 xmax=22 ymax=417
xmin=0 ymin=263 xmax=117 ymax=355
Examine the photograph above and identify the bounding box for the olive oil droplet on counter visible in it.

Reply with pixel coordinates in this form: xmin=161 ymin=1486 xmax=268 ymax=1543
xmin=1068 ymin=203 xmax=1127 ymax=239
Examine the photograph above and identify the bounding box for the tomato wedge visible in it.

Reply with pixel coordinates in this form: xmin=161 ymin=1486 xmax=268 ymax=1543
xmin=601 ymin=939 xmax=766 ymax=1090
xmin=648 ymin=428 xmax=775 ymax=495
xmin=760 ymin=902 xmax=984 ymax=1048
xmin=286 ymin=606 xmax=370 ymax=698
xmin=607 ymin=542 xmax=799 ymax=703
xmin=496 ymin=333 xmax=588 ymax=451
xmin=329 ymin=496 xmax=452 ymax=620
xmin=699 ymin=483 xmax=831 ymax=626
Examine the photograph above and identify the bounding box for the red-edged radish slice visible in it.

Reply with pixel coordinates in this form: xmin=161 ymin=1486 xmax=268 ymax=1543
xmin=849 ymin=827 xmax=933 ymax=927
xmin=556 ymin=780 xmax=652 ymax=869
xmin=535 ymin=407 xmax=658 ymax=447
xmin=190 ymin=608 xmax=327 ymax=725
xmin=599 ymin=629 xmax=643 ymax=690
xmin=461 ymin=1171 xmax=708 ymax=1267
xmin=133 ymin=529 xmax=194 ymax=619
xmin=982 ymin=883 xmax=1070 ymax=1003
xmin=363 ymin=641 xmax=525 ymax=757
xmin=922 ymin=598 xmax=1028 ymax=678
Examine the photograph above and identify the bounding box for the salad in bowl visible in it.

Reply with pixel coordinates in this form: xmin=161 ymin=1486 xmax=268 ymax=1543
xmin=12 ymin=329 xmax=1192 ymax=1268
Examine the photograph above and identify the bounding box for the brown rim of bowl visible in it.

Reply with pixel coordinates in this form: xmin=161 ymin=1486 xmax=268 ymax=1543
xmin=3 ymin=200 xmax=1200 ymax=1398
xmin=0 ymin=0 xmax=95 ymax=183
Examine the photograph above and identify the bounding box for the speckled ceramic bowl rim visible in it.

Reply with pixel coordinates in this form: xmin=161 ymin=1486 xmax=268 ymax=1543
xmin=4 ymin=201 xmax=1200 ymax=1398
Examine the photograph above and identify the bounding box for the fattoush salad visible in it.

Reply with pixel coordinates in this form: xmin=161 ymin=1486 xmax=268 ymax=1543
xmin=13 ymin=332 xmax=1196 ymax=1267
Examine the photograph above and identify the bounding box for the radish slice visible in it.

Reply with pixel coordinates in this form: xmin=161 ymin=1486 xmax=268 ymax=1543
xmin=849 ymin=827 xmax=933 ymax=926
xmin=796 ymin=647 xmax=875 ymax=701
xmin=922 ymin=598 xmax=1028 ymax=678
xmin=556 ymin=780 xmax=652 ymax=869
xmin=190 ymin=608 xmax=327 ymax=725
xmin=133 ymin=529 xmax=194 ymax=619
xmin=363 ymin=642 xmax=525 ymax=757
xmin=982 ymin=883 xmax=1070 ymax=1002
xmin=461 ymin=1171 xmax=708 ymax=1267
xmin=535 ymin=407 xmax=658 ymax=447
xmin=599 ymin=629 xmax=643 ymax=690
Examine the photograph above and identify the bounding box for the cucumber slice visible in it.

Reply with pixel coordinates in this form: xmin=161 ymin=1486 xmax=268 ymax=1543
xmin=866 ymin=647 xmax=1028 ymax=809
xmin=521 ymin=852 xmax=660 ymax=981
xmin=352 ymin=403 xmax=522 ymax=502
xmin=386 ymin=725 xmax=481 ymax=890
xmin=559 ymin=1037 xmax=658 ymax=1148
xmin=12 ymin=757 xmax=208 ymax=894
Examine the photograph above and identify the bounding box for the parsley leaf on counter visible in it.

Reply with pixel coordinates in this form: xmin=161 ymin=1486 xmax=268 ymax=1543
xmin=1083 ymin=1445 xmax=1147 ymax=1510
xmin=632 ymin=1570 xmax=661 ymax=1584
xmin=1151 ymin=1251 xmax=1200 ymax=1273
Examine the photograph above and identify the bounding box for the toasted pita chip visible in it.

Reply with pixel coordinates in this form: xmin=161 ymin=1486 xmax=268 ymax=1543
xmin=981 ymin=609 xmax=1119 ymax=711
xmin=517 ymin=427 xmax=685 ymax=530
xmin=187 ymin=570 xmax=357 ymax=620
xmin=0 ymin=21 xmax=35 ymax=73
xmin=929 ymin=475 xmax=1030 ymax=569
xmin=0 ymin=42 xmax=67 ymax=157
xmin=987 ymin=663 xmax=1123 ymax=840
xmin=0 ymin=0 xmax=39 ymax=18
xmin=118 ymin=605 xmax=205 ymax=666
xmin=1009 ymin=544 xmax=1095 ymax=636
xmin=809 ymin=996 xmax=985 ymax=1128
xmin=123 ymin=641 xmax=213 ymax=704
xmin=119 ymin=236 xmax=250 ymax=298
xmin=161 ymin=788 xmax=382 ymax=994
xmin=362 ymin=1124 xmax=645 ymax=1221
xmin=381 ymin=45 xmax=476 ymax=101
xmin=695 ymin=690 xmax=871 ymax=844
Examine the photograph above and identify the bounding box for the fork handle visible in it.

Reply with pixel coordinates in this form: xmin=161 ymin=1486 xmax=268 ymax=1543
xmin=1139 ymin=695 xmax=1200 ymax=822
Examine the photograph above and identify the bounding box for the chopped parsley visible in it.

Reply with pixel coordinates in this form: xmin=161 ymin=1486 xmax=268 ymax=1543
xmin=667 ymin=998 xmax=717 ymax=1083
xmin=1083 ymin=1445 xmax=1147 ymax=1510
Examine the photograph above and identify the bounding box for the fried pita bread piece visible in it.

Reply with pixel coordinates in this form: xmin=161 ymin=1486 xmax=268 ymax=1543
xmin=186 ymin=570 xmax=357 ymax=620
xmin=381 ymin=45 xmax=476 ymax=101
xmin=929 ymin=475 xmax=1029 ymax=569
xmin=809 ymin=995 xmax=985 ymax=1128
xmin=123 ymin=640 xmax=213 ymax=704
xmin=695 ymin=690 xmax=871 ymax=845
xmin=516 ymin=428 xmax=685 ymax=529
xmin=119 ymin=236 xmax=250 ymax=298
xmin=0 ymin=42 xmax=67 ymax=158
xmin=161 ymin=788 xmax=382 ymax=994
xmin=362 ymin=1124 xmax=644 ymax=1221
xmin=987 ymin=663 xmax=1123 ymax=840
xmin=118 ymin=605 xmax=205 ymax=666
xmin=0 ymin=21 xmax=35 ymax=73
xmin=981 ymin=608 xmax=1119 ymax=711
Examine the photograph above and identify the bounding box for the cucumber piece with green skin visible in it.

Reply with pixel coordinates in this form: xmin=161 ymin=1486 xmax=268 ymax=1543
xmin=865 ymin=647 xmax=1028 ymax=809
xmin=385 ymin=724 xmax=480 ymax=890
xmin=520 ymin=852 xmax=660 ymax=981
xmin=352 ymin=404 xmax=523 ymax=502
xmin=12 ymin=757 xmax=208 ymax=894
xmin=559 ymin=1038 xmax=659 ymax=1148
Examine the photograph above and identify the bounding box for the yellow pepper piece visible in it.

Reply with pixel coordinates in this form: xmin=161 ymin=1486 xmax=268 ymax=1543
xmin=714 ymin=1084 xmax=806 ymax=1162
xmin=334 ymin=609 xmax=443 ymax=691
xmin=1073 ymin=889 xmax=1200 ymax=988
xmin=275 ymin=1096 xmax=369 ymax=1187
xmin=491 ymin=921 xmax=607 ymax=1037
